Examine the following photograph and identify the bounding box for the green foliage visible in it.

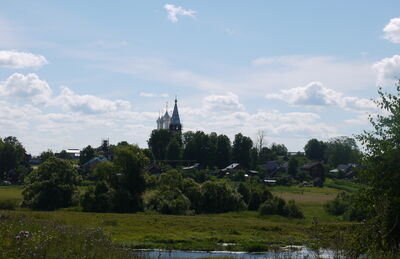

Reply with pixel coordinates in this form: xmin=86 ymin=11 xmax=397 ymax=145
xmin=287 ymin=157 xmax=298 ymax=177
xmin=22 ymin=157 xmax=80 ymax=210
xmin=325 ymin=136 xmax=360 ymax=167
xmin=82 ymin=145 xmax=148 ymax=213
xmin=39 ymin=149 xmax=55 ymax=163
xmin=166 ymin=138 xmax=181 ymax=167
xmin=80 ymin=145 xmax=96 ymax=165
xmin=216 ymin=134 xmax=232 ymax=168
xmin=0 ymin=136 xmax=29 ymax=182
xmin=146 ymin=188 xmax=191 ymax=215
xmin=259 ymin=197 xmax=304 ymax=218
xmin=148 ymin=129 xmax=176 ymax=160
xmin=323 ymin=192 xmax=349 ymax=216
xmin=201 ymin=180 xmax=246 ymax=213
xmin=0 ymin=199 xmax=18 ymax=210
xmin=270 ymin=143 xmax=288 ymax=156
xmin=0 ymin=212 xmax=141 ymax=259
xmin=304 ymin=138 xmax=326 ymax=161
xmin=232 ymin=133 xmax=253 ymax=168
xmin=353 ymin=83 xmax=400 ymax=254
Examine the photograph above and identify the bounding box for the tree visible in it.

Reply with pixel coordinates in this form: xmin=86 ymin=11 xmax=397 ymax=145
xmin=255 ymin=130 xmax=266 ymax=153
xmin=0 ymin=136 xmax=29 ymax=181
xmin=232 ymin=133 xmax=253 ymax=168
xmin=183 ymin=131 xmax=210 ymax=166
xmin=39 ymin=150 xmax=55 ymax=163
xmin=287 ymin=157 xmax=298 ymax=177
xmin=216 ymin=134 xmax=232 ymax=168
xmin=201 ymin=180 xmax=245 ymax=213
xmin=22 ymin=157 xmax=80 ymax=210
xmin=325 ymin=136 xmax=360 ymax=167
xmin=166 ymin=138 xmax=181 ymax=167
xmin=56 ymin=150 xmax=70 ymax=160
xmin=270 ymin=143 xmax=288 ymax=156
xmin=148 ymin=129 xmax=175 ymax=160
xmin=82 ymin=145 xmax=149 ymax=213
xmin=80 ymin=145 xmax=96 ymax=165
xmin=353 ymin=84 xmax=400 ymax=254
xmin=304 ymin=138 xmax=326 ymax=161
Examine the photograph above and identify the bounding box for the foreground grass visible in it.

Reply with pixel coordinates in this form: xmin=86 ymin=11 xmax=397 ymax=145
xmin=0 ymin=211 xmax=143 ymax=259
xmin=0 ymin=183 xmax=356 ymax=252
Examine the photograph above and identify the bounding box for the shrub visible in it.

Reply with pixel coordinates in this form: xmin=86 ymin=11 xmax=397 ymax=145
xmin=146 ymin=189 xmax=191 ymax=215
xmin=259 ymin=196 xmax=304 ymax=218
xmin=287 ymin=200 xmax=304 ymax=218
xmin=324 ymin=192 xmax=349 ymax=216
xmin=0 ymin=199 xmax=18 ymax=210
xmin=22 ymin=158 xmax=79 ymax=210
xmin=200 ymin=180 xmax=246 ymax=213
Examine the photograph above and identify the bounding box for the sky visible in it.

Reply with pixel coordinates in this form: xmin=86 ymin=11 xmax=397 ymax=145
xmin=1 ymin=1 xmax=400 ymax=155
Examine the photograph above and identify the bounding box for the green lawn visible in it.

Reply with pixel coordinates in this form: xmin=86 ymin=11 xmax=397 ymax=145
xmin=0 ymin=185 xmax=23 ymax=201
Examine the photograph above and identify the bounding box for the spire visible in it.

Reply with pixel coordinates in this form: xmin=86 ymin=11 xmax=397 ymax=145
xmin=169 ymin=96 xmax=182 ymax=131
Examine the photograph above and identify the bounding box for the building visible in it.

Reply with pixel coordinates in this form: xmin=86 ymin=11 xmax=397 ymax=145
xmin=156 ymin=98 xmax=182 ymax=132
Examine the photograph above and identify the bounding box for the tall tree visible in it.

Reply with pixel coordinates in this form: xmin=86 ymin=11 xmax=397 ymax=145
xmin=216 ymin=134 xmax=232 ymax=168
xmin=232 ymin=133 xmax=253 ymax=168
xmin=183 ymin=131 xmax=210 ymax=166
xmin=80 ymin=145 xmax=96 ymax=165
xmin=325 ymin=136 xmax=360 ymax=167
xmin=22 ymin=157 xmax=79 ymax=210
xmin=304 ymin=138 xmax=327 ymax=161
xmin=354 ymin=84 xmax=400 ymax=255
xmin=166 ymin=138 xmax=182 ymax=167
xmin=148 ymin=129 xmax=175 ymax=160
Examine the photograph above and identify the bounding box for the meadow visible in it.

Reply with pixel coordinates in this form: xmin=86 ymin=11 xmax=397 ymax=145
xmin=0 ymin=180 xmax=359 ymax=252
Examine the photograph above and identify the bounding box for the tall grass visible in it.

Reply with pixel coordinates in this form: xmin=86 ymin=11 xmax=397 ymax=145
xmin=0 ymin=211 xmax=143 ymax=259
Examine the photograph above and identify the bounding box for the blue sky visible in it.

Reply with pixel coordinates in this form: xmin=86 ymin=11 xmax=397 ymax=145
xmin=1 ymin=1 xmax=400 ymax=154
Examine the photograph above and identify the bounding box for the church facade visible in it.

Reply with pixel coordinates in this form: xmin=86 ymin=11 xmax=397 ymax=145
xmin=156 ymin=98 xmax=182 ymax=132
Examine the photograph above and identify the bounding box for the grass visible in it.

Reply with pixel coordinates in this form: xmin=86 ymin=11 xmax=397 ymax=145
xmin=0 ymin=182 xmax=359 ymax=252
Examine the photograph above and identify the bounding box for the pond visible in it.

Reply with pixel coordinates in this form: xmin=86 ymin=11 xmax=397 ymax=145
xmin=134 ymin=247 xmax=343 ymax=259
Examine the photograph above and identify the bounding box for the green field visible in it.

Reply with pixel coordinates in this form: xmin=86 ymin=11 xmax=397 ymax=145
xmin=0 ymin=181 xmax=357 ymax=252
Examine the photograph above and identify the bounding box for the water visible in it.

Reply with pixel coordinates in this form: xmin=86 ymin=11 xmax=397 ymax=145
xmin=134 ymin=247 xmax=343 ymax=259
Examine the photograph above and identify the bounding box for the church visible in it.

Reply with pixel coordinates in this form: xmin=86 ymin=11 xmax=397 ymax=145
xmin=156 ymin=98 xmax=182 ymax=132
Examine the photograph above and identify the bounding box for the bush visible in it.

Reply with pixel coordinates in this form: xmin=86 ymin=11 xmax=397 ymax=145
xmin=324 ymin=192 xmax=349 ymax=216
xmin=286 ymin=200 xmax=304 ymax=218
xmin=22 ymin=158 xmax=80 ymax=210
xmin=200 ymin=180 xmax=246 ymax=213
xmin=146 ymin=189 xmax=191 ymax=215
xmin=0 ymin=199 xmax=18 ymax=210
xmin=259 ymin=197 xmax=288 ymax=216
xmin=259 ymin=197 xmax=303 ymax=218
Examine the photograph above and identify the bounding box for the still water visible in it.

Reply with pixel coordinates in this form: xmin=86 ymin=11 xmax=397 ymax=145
xmin=134 ymin=247 xmax=342 ymax=259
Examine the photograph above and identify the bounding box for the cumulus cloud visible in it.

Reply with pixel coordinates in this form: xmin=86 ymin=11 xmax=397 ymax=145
xmin=0 ymin=73 xmax=52 ymax=104
xmin=139 ymin=92 xmax=169 ymax=98
xmin=373 ymin=55 xmax=400 ymax=85
xmin=164 ymin=4 xmax=196 ymax=23
xmin=203 ymin=92 xmax=244 ymax=113
xmin=56 ymin=86 xmax=131 ymax=114
xmin=383 ymin=18 xmax=400 ymax=43
xmin=0 ymin=50 xmax=48 ymax=69
xmin=266 ymin=82 xmax=376 ymax=111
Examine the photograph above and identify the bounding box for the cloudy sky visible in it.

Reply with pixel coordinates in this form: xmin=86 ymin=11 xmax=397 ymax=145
xmin=1 ymin=1 xmax=400 ymax=154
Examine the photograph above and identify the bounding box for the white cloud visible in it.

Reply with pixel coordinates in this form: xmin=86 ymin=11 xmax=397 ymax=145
xmin=56 ymin=86 xmax=131 ymax=114
xmin=139 ymin=92 xmax=169 ymax=98
xmin=383 ymin=18 xmax=400 ymax=43
xmin=266 ymin=82 xmax=376 ymax=112
xmin=0 ymin=73 xmax=52 ymax=104
xmin=0 ymin=50 xmax=48 ymax=69
xmin=373 ymin=55 xmax=400 ymax=85
xmin=164 ymin=4 xmax=196 ymax=23
xmin=203 ymin=92 xmax=244 ymax=113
